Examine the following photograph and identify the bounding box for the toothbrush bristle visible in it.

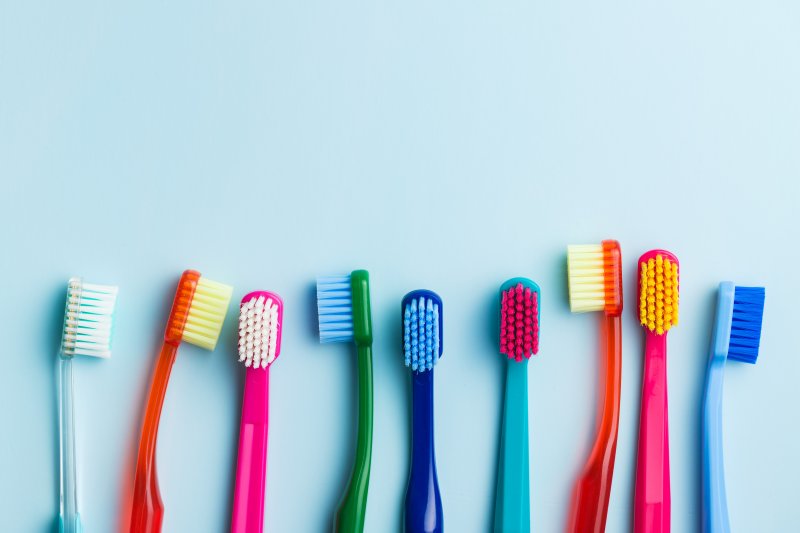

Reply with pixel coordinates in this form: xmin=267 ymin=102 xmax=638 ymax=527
xmin=567 ymin=240 xmax=622 ymax=315
xmin=727 ymin=286 xmax=765 ymax=364
xmin=499 ymin=282 xmax=539 ymax=362
xmin=62 ymin=278 xmax=119 ymax=358
xmin=317 ymin=275 xmax=354 ymax=343
xmin=238 ymin=293 xmax=282 ymax=368
xmin=181 ymin=276 xmax=233 ymax=350
xmin=638 ymin=251 xmax=679 ymax=335
xmin=402 ymin=293 xmax=442 ymax=372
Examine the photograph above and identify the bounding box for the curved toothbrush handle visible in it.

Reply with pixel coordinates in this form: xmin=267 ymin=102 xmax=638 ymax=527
xmin=405 ymin=370 xmax=443 ymax=533
xmin=634 ymin=332 xmax=671 ymax=533
xmin=494 ymin=359 xmax=530 ymax=533
xmin=130 ymin=342 xmax=178 ymax=533
xmin=335 ymin=344 xmax=374 ymax=533
xmin=568 ymin=315 xmax=622 ymax=533
xmin=231 ymin=367 xmax=271 ymax=533
xmin=702 ymin=352 xmax=729 ymax=533
xmin=58 ymin=355 xmax=81 ymax=533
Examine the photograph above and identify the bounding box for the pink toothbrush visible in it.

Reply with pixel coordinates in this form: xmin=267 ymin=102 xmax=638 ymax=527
xmin=231 ymin=291 xmax=283 ymax=533
xmin=634 ymin=250 xmax=679 ymax=533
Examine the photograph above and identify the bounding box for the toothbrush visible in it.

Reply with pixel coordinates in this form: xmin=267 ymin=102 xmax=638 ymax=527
xmin=402 ymin=290 xmax=444 ymax=533
xmin=702 ymin=283 xmax=765 ymax=533
xmin=566 ymin=240 xmax=623 ymax=533
xmin=130 ymin=270 xmax=233 ymax=533
xmin=316 ymin=270 xmax=373 ymax=533
xmin=634 ymin=250 xmax=679 ymax=533
xmin=57 ymin=278 xmax=118 ymax=533
xmin=231 ymin=291 xmax=284 ymax=533
xmin=495 ymin=278 xmax=540 ymax=533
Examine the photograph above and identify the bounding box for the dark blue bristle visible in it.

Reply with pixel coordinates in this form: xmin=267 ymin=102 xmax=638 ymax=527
xmin=727 ymin=286 xmax=765 ymax=364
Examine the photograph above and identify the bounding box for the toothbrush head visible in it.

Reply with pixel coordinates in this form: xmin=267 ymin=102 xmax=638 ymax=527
xmin=164 ymin=270 xmax=233 ymax=350
xmin=499 ymin=278 xmax=540 ymax=362
xmin=61 ymin=278 xmax=119 ymax=358
xmin=638 ymin=250 xmax=679 ymax=335
xmin=401 ymin=290 xmax=443 ymax=372
xmin=567 ymin=240 xmax=623 ymax=316
xmin=238 ymin=291 xmax=283 ymax=369
xmin=727 ymin=284 xmax=765 ymax=364
xmin=316 ymin=270 xmax=373 ymax=347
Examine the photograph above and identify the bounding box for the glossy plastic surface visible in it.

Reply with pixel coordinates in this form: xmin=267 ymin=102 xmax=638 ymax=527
xmin=405 ymin=370 xmax=443 ymax=533
xmin=494 ymin=359 xmax=530 ymax=533
xmin=568 ymin=314 xmax=622 ymax=533
xmin=634 ymin=331 xmax=671 ymax=533
xmin=58 ymin=354 xmax=81 ymax=533
xmin=232 ymin=367 xmax=271 ymax=533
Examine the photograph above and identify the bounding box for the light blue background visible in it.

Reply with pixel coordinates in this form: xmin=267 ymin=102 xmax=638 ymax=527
xmin=1 ymin=1 xmax=798 ymax=532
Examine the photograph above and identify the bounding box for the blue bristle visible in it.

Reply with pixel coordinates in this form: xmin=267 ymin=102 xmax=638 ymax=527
xmin=317 ymin=275 xmax=354 ymax=343
xmin=727 ymin=286 xmax=765 ymax=364
xmin=403 ymin=296 xmax=440 ymax=372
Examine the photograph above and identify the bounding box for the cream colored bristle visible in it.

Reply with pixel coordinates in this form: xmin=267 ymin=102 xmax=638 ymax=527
xmin=182 ymin=277 xmax=233 ymax=350
xmin=567 ymin=244 xmax=606 ymax=313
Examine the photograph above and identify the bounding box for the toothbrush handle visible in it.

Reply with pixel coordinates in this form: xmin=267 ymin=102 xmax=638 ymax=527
xmin=494 ymin=359 xmax=530 ymax=533
xmin=702 ymin=352 xmax=729 ymax=533
xmin=130 ymin=342 xmax=178 ymax=533
xmin=231 ymin=367 xmax=271 ymax=533
xmin=634 ymin=332 xmax=671 ymax=533
xmin=405 ymin=370 xmax=443 ymax=533
xmin=335 ymin=344 xmax=373 ymax=533
xmin=58 ymin=355 xmax=83 ymax=533
xmin=568 ymin=314 xmax=622 ymax=533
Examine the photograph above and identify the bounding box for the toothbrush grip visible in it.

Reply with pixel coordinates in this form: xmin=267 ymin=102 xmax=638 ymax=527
xmin=405 ymin=370 xmax=443 ymax=533
xmin=130 ymin=342 xmax=178 ymax=533
xmin=702 ymin=353 xmax=729 ymax=533
xmin=634 ymin=332 xmax=671 ymax=533
xmin=58 ymin=355 xmax=81 ymax=533
xmin=231 ymin=367 xmax=270 ymax=533
xmin=568 ymin=314 xmax=622 ymax=533
xmin=494 ymin=359 xmax=530 ymax=533
xmin=335 ymin=344 xmax=373 ymax=533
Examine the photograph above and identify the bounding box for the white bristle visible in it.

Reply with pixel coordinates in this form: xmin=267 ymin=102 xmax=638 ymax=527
xmin=61 ymin=278 xmax=119 ymax=358
xmin=238 ymin=295 xmax=280 ymax=368
xmin=567 ymin=244 xmax=606 ymax=313
xmin=317 ymin=275 xmax=354 ymax=343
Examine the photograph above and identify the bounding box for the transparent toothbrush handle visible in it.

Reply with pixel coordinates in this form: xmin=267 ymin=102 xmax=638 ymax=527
xmin=58 ymin=355 xmax=82 ymax=533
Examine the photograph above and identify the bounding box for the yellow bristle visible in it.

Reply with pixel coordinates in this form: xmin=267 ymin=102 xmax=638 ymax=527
xmin=567 ymin=244 xmax=605 ymax=313
xmin=182 ymin=277 xmax=233 ymax=350
xmin=639 ymin=254 xmax=679 ymax=334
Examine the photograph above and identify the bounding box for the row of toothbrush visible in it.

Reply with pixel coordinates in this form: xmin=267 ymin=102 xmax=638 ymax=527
xmin=56 ymin=240 xmax=765 ymax=533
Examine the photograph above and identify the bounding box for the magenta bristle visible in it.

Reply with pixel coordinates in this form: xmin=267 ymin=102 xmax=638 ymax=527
xmin=500 ymin=283 xmax=539 ymax=360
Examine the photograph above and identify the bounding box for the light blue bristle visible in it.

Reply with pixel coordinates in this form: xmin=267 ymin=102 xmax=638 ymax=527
xmin=403 ymin=296 xmax=440 ymax=372
xmin=727 ymin=286 xmax=765 ymax=364
xmin=317 ymin=275 xmax=354 ymax=343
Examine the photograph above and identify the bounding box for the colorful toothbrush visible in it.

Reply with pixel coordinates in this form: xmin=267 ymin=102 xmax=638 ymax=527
xmin=316 ymin=270 xmax=373 ymax=533
xmin=231 ymin=291 xmax=283 ymax=533
xmin=130 ymin=270 xmax=232 ymax=533
xmin=566 ymin=240 xmax=623 ymax=533
xmin=634 ymin=250 xmax=679 ymax=533
xmin=57 ymin=278 xmax=118 ymax=533
xmin=402 ymin=290 xmax=444 ymax=533
xmin=702 ymin=283 xmax=765 ymax=533
xmin=495 ymin=278 xmax=540 ymax=533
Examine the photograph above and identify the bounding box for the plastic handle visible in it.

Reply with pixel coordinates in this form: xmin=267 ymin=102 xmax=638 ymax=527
xmin=494 ymin=359 xmax=530 ymax=533
xmin=405 ymin=370 xmax=443 ymax=533
xmin=58 ymin=354 xmax=83 ymax=533
xmin=335 ymin=344 xmax=374 ymax=533
xmin=568 ymin=315 xmax=622 ymax=533
xmin=231 ymin=367 xmax=271 ymax=533
xmin=702 ymin=342 xmax=730 ymax=532
xmin=634 ymin=332 xmax=671 ymax=533
xmin=130 ymin=342 xmax=178 ymax=533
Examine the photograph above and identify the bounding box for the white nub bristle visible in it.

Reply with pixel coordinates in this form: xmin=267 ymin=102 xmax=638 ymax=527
xmin=238 ymin=295 xmax=279 ymax=368
xmin=62 ymin=278 xmax=119 ymax=358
